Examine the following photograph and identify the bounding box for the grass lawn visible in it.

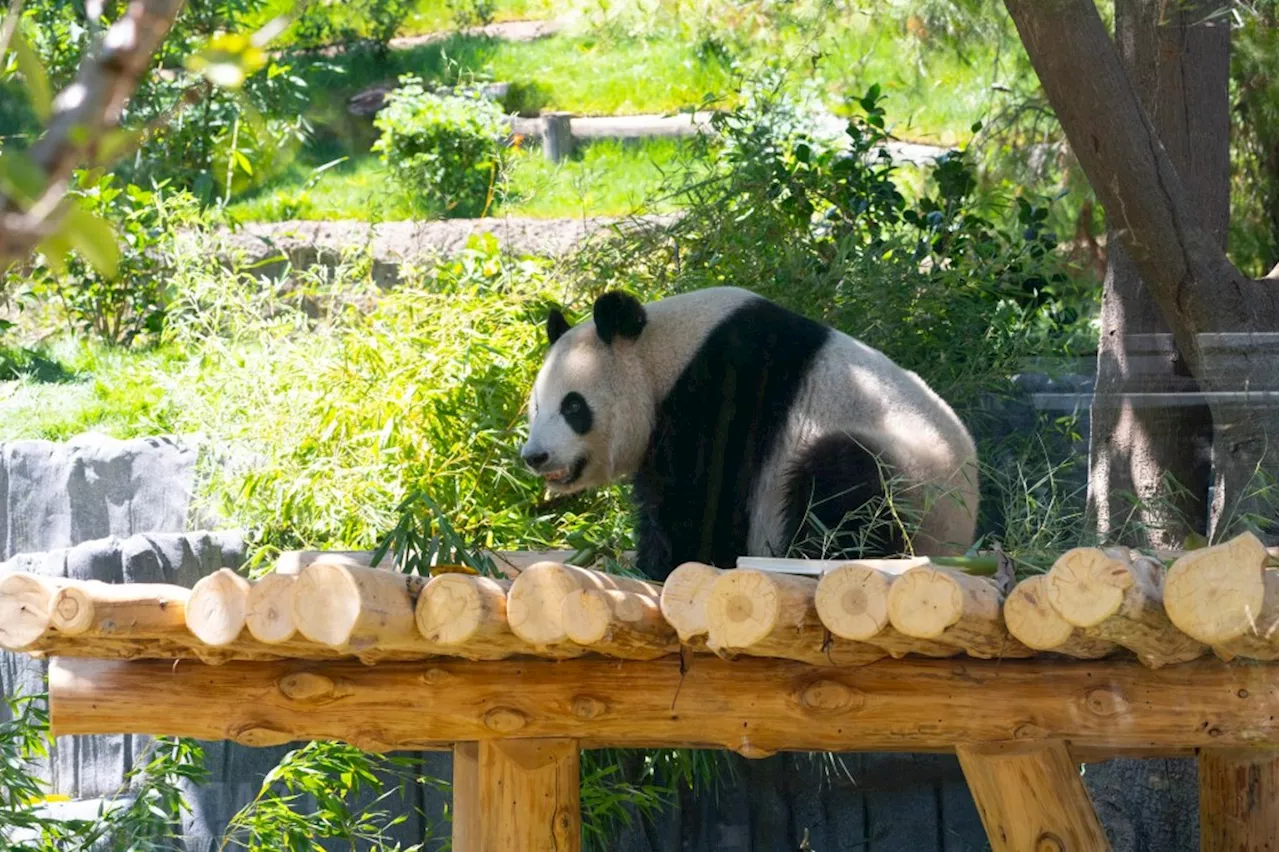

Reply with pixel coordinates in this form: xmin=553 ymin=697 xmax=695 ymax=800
xmin=247 ymin=0 xmax=555 ymax=45
xmin=284 ymin=34 xmax=733 ymax=118
xmin=0 ymin=340 xmax=181 ymax=440
xmin=225 ymin=138 xmax=695 ymax=222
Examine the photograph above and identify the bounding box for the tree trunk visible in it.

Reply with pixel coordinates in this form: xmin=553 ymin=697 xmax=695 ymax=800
xmin=1088 ymin=0 xmax=1227 ymax=548
xmin=1003 ymin=0 xmax=1279 ymax=544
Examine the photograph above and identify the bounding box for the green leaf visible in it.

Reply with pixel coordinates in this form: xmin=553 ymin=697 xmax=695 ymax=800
xmin=0 ymin=151 xmax=46 ymax=206
xmin=233 ymin=149 xmax=253 ymax=176
xmin=63 ymin=205 xmax=121 ymax=278
xmin=185 ymin=33 xmax=268 ymax=90
xmin=13 ymin=26 xmax=52 ymax=122
xmin=36 ymin=230 xmax=70 ymax=275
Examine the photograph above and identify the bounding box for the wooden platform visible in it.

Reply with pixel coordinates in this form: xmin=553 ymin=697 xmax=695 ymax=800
xmin=3 ymin=534 xmax=1277 ymax=851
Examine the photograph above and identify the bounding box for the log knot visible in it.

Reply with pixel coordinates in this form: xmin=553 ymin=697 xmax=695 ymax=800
xmin=278 ymin=672 xmax=350 ymax=703
xmin=1034 ymin=832 xmax=1066 ymax=852
xmin=798 ymin=678 xmax=863 ymax=714
xmin=483 ymin=706 xmax=528 ymax=732
xmin=571 ymin=695 xmax=608 ymax=719
xmin=1085 ymin=687 xmax=1129 ymax=717
xmin=233 ymin=724 xmax=293 ymax=747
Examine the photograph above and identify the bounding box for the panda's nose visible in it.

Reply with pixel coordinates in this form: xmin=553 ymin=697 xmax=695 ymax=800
xmin=522 ymin=447 xmax=549 ymax=469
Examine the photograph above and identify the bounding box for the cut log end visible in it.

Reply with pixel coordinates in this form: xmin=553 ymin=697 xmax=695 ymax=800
xmin=1004 ymin=575 xmax=1074 ymax=650
xmin=815 ymin=563 xmax=892 ymax=640
xmin=886 ymin=568 xmax=963 ymax=639
xmin=705 ymin=570 xmax=784 ymax=649
xmin=659 ymin=562 xmax=722 ymax=642
xmin=0 ymin=573 xmax=56 ymax=650
xmin=1165 ymin=532 xmax=1270 ymax=645
xmin=507 ymin=562 xmax=580 ymax=646
xmin=185 ymin=568 xmax=251 ymax=646
xmin=562 ymin=589 xmax=613 ymax=645
xmin=292 ymin=564 xmax=370 ymax=647
xmin=49 ymin=586 xmax=95 ymax=635
xmin=1046 ymin=548 xmax=1131 ymax=628
xmin=245 ymin=572 xmax=297 ymax=644
xmin=417 ymin=574 xmax=508 ymax=646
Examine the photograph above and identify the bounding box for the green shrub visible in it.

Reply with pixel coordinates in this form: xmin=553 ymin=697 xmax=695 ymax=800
xmin=449 ymin=0 xmax=498 ymax=29
xmin=373 ymin=75 xmax=509 ymax=218
xmin=292 ymin=0 xmax=414 ymax=52
xmin=21 ymin=173 xmax=202 ymax=346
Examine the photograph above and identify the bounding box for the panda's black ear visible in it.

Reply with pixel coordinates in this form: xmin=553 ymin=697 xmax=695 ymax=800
xmin=546 ymin=308 xmax=571 ymax=345
xmin=593 ymin=291 xmax=647 ymax=345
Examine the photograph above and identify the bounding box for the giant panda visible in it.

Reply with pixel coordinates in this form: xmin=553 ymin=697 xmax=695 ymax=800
xmin=521 ymin=287 xmax=979 ymax=581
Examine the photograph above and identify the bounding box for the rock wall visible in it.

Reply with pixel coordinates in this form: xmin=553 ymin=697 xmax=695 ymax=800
xmin=0 ymin=435 xmax=207 ymax=560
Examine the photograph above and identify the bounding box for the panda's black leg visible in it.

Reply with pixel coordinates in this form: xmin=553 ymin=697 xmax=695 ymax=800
xmin=780 ymin=434 xmax=907 ymax=559
xmin=632 ymin=484 xmax=676 ymax=581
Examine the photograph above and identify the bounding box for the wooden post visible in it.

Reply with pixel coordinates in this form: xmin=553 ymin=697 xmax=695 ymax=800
xmin=956 ymin=740 xmax=1111 ymax=852
xmin=1198 ymin=748 xmax=1279 ymax=852
xmin=452 ymin=739 xmax=581 ymax=852
xmin=541 ymin=112 xmax=573 ymax=162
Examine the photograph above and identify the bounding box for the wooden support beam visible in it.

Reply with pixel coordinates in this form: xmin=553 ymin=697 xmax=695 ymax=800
xmin=956 ymin=740 xmax=1111 ymax=852
xmin=47 ymin=656 xmax=1277 ymax=755
xmin=453 ymin=739 xmax=581 ymax=852
xmin=1198 ymin=748 xmax=1279 ymax=852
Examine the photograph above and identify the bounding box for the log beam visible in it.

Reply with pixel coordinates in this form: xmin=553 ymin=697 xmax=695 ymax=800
xmin=957 ymin=739 xmax=1111 ymax=852
xmin=47 ymin=656 xmax=1276 ymax=754
xmin=453 ymin=739 xmax=581 ymax=852
xmin=1198 ymin=748 xmax=1279 ymax=852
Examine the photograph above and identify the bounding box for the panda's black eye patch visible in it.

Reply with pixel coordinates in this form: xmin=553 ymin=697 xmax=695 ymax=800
xmin=560 ymin=392 xmax=593 ymax=435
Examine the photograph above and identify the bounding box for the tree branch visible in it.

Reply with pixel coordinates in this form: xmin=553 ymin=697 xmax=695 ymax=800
xmin=0 ymin=0 xmax=187 ymax=264
xmin=1002 ymin=0 xmax=1277 ymax=372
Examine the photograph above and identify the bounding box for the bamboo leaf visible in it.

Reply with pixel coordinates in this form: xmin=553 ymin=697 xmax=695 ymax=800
xmin=12 ymin=26 xmax=51 ymax=121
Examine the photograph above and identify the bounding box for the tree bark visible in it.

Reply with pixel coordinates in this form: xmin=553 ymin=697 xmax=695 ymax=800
xmin=0 ymin=0 xmax=188 ymax=263
xmin=1089 ymin=0 xmax=1226 ymax=549
xmin=1004 ymin=0 xmax=1278 ymax=543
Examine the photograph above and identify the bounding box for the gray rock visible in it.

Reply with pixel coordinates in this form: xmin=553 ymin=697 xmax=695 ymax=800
xmin=1 ymin=435 xmax=204 ymax=560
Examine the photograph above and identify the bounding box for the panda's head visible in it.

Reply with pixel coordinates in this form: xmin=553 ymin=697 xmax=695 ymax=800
xmin=522 ymin=292 xmax=654 ymax=493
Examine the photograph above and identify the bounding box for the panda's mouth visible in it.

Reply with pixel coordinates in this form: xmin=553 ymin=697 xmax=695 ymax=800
xmin=542 ymin=456 xmax=588 ymax=488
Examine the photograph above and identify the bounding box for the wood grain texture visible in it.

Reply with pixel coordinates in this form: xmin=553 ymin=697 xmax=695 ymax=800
xmin=184 ymin=569 xmax=251 ymax=646
xmin=48 ymin=581 xmax=189 ymax=637
xmin=887 ymin=565 xmax=1033 ymax=659
xmin=1048 ymin=547 xmax=1205 ymax=668
xmin=453 ymin=739 xmax=580 ymax=852
xmin=48 ymin=656 xmax=1277 ymax=755
xmin=1004 ymin=575 xmax=1119 ymax=659
xmin=1198 ymin=748 xmax=1279 ymax=852
xmin=957 ymin=740 xmax=1111 ymax=852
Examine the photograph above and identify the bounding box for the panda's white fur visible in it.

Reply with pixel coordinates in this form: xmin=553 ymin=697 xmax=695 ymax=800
xmin=524 ymin=287 xmax=978 ymax=579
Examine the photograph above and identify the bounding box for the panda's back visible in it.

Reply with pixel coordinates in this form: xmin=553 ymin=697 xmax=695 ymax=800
xmin=633 ymin=289 xmax=978 ymax=575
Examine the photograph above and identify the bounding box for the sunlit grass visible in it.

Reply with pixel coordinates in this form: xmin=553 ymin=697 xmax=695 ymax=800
xmin=224 ymin=138 xmax=696 ymax=221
